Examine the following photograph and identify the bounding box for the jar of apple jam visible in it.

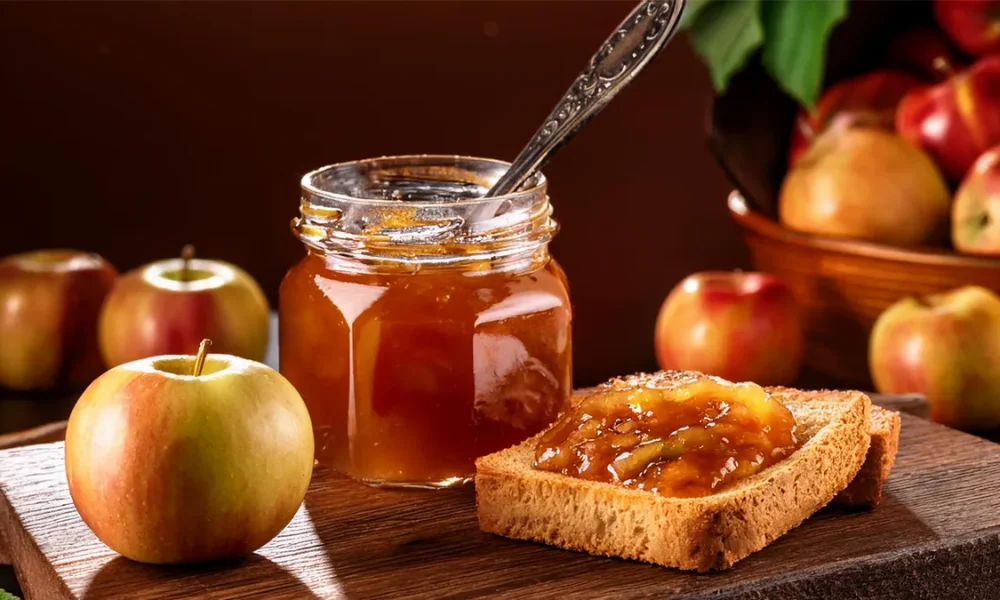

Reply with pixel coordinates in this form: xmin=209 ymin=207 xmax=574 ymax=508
xmin=280 ymin=155 xmax=572 ymax=488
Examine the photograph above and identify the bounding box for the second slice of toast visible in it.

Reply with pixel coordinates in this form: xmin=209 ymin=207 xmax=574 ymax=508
xmin=766 ymin=386 xmax=900 ymax=508
xmin=476 ymin=375 xmax=872 ymax=572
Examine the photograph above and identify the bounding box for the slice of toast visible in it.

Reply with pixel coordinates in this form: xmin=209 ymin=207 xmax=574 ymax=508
xmin=765 ymin=386 xmax=900 ymax=508
xmin=476 ymin=372 xmax=872 ymax=572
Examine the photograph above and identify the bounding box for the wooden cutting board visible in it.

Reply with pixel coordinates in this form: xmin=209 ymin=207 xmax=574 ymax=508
xmin=2 ymin=406 xmax=1000 ymax=600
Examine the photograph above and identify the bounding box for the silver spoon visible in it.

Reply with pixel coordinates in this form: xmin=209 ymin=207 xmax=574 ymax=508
xmin=485 ymin=0 xmax=687 ymax=198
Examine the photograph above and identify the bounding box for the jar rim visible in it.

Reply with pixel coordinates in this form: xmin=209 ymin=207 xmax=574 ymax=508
xmin=294 ymin=154 xmax=557 ymax=272
xmin=300 ymin=154 xmax=548 ymax=208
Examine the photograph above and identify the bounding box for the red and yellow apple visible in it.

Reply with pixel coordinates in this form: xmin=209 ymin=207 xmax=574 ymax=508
xmin=934 ymin=0 xmax=1000 ymax=57
xmin=870 ymin=286 xmax=1000 ymax=431
xmin=98 ymin=249 xmax=269 ymax=368
xmin=787 ymin=70 xmax=921 ymax=167
xmin=896 ymin=54 xmax=1000 ymax=182
xmin=952 ymin=144 xmax=1000 ymax=254
xmin=0 ymin=250 xmax=117 ymax=391
xmin=654 ymin=271 xmax=803 ymax=386
xmin=884 ymin=25 xmax=965 ymax=82
xmin=65 ymin=343 xmax=314 ymax=564
xmin=780 ymin=127 xmax=951 ymax=246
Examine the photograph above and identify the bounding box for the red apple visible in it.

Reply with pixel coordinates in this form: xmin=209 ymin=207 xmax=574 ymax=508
xmin=896 ymin=54 xmax=1000 ymax=182
xmin=870 ymin=286 xmax=1000 ymax=431
xmin=654 ymin=272 xmax=804 ymax=386
xmin=885 ymin=25 xmax=966 ymax=82
xmin=0 ymin=250 xmax=117 ymax=391
xmin=935 ymin=0 xmax=1000 ymax=57
xmin=787 ymin=70 xmax=921 ymax=167
xmin=952 ymin=144 xmax=1000 ymax=253
xmin=780 ymin=127 xmax=951 ymax=246
xmin=98 ymin=247 xmax=269 ymax=368
xmin=65 ymin=342 xmax=314 ymax=564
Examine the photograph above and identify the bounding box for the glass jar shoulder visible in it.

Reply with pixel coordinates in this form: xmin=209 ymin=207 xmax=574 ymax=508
xmin=281 ymin=253 xmax=570 ymax=323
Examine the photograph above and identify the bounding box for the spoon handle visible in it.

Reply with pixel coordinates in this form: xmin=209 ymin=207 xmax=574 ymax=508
xmin=485 ymin=0 xmax=687 ymax=198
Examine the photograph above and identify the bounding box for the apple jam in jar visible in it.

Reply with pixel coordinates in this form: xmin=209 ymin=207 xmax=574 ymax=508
xmin=280 ymin=155 xmax=572 ymax=487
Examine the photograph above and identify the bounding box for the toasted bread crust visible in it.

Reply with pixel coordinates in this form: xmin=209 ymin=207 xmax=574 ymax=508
xmin=766 ymin=387 xmax=900 ymax=508
xmin=476 ymin=372 xmax=872 ymax=572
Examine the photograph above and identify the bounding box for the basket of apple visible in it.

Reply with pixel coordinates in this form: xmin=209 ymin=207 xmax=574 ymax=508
xmin=678 ymin=0 xmax=1000 ymax=431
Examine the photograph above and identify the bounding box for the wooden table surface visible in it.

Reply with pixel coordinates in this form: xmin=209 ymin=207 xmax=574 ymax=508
xmin=3 ymin=397 xmax=1000 ymax=599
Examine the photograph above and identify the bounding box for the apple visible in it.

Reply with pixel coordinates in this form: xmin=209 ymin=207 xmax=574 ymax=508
xmin=65 ymin=340 xmax=314 ymax=564
xmin=0 ymin=249 xmax=117 ymax=391
xmin=896 ymin=54 xmax=1000 ymax=182
xmin=884 ymin=25 xmax=966 ymax=82
xmin=787 ymin=70 xmax=921 ymax=167
xmin=952 ymin=144 xmax=1000 ymax=254
xmin=780 ymin=127 xmax=951 ymax=246
xmin=934 ymin=0 xmax=1000 ymax=57
xmin=98 ymin=246 xmax=269 ymax=368
xmin=654 ymin=271 xmax=804 ymax=386
xmin=870 ymin=286 xmax=1000 ymax=431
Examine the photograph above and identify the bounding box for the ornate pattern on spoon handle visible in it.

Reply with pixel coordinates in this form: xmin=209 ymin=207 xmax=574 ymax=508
xmin=486 ymin=0 xmax=687 ymax=198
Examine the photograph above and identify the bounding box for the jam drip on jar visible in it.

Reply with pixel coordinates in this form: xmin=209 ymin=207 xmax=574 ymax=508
xmin=533 ymin=380 xmax=800 ymax=497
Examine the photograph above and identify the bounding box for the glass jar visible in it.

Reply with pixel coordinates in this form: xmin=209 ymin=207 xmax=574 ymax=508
xmin=279 ymin=155 xmax=572 ymax=488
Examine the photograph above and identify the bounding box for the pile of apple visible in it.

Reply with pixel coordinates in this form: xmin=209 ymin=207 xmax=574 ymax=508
xmin=780 ymin=1 xmax=1000 ymax=254
xmin=659 ymin=0 xmax=1000 ymax=432
xmin=1 ymin=247 xmax=313 ymax=565
xmin=652 ymin=2 xmax=1000 ymax=435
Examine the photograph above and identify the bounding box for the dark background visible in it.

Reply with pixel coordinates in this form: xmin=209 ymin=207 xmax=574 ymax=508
xmin=0 ymin=1 xmax=743 ymax=387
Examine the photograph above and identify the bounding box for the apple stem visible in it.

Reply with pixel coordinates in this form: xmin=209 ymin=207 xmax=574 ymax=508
xmin=180 ymin=244 xmax=195 ymax=282
xmin=193 ymin=339 xmax=212 ymax=377
xmin=932 ymin=57 xmax=955 ymax=78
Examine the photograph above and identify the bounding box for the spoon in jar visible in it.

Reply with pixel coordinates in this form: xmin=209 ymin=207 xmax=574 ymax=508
xmin=484 ymin=0 xmax=687 ymax=198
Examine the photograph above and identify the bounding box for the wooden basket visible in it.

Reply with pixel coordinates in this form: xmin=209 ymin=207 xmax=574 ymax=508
xmin=728 ymin=191 xmax=1000 ymax=386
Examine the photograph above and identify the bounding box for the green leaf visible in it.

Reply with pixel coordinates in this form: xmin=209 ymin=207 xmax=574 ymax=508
xmin=679 ymin=0 xmax=717 ymax=30
xmin=0 ymin=589 xmax=21 ymax=600
xmin=761 ymin=0 xmax=849 ymax=109
xmin=687 ymin=0 xmax=764 ymax=93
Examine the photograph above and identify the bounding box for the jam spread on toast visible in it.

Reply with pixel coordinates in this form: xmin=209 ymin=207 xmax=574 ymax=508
xmin=533 ymin=376 xmax=800 ymax=497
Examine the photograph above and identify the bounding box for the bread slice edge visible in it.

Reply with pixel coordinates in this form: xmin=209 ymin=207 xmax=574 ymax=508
xmin=766 ymin=386 xmax=900 ymax=508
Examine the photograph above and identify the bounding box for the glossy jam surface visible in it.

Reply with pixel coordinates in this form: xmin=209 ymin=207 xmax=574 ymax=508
xmin=534 ymin=377 xmax=799 ymax=497
xmin=279 ymin=252 xmax=572 ymax=484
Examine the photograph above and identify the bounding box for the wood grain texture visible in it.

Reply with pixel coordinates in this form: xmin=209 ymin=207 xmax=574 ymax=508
xmin=2 ymin=413 xmax=999 ymax=599
xmin=0 ymin=522 xmax=8 ymax=565
xmin=0 ymin=422 xmax=69 ymax=452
